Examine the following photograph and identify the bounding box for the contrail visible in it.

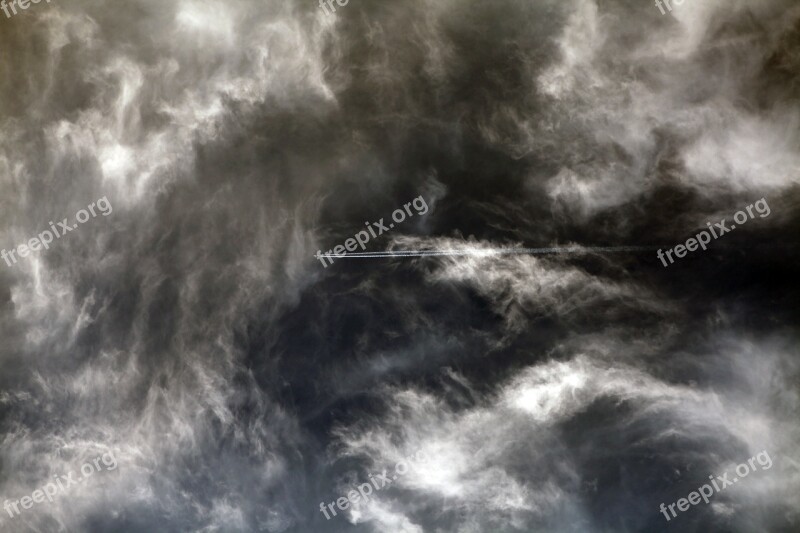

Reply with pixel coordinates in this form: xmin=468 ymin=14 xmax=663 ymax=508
xmin=318 ymin=246 xmax=659 ymax=259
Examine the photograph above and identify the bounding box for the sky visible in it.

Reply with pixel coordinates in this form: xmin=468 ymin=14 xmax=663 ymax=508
xmin=0 ymin=0 xmax=798 ymax=531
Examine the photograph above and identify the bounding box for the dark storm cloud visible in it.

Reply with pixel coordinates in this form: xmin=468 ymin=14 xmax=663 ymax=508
xmin=0 ymin=0 xmax=797 ymax=532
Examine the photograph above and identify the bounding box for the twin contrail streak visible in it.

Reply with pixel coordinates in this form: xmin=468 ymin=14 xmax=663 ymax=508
xmin=319 ymin=246 xmax=658 ymax=259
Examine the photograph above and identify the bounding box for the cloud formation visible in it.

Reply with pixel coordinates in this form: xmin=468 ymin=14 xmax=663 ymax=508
xmin=0 ymin=0 xmax=797 ymax=531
